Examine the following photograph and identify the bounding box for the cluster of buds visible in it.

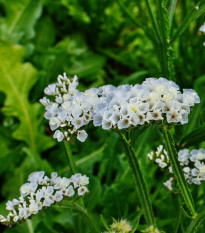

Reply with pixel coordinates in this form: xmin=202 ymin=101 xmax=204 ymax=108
xmin=40 ymin=74 xmax=200 ymax=143
xmin=104 ymin=219 xmax=132 ymax=233
xmin=143 ymin=225 xmax=161 ymax=233
xmin=148 ymin=146 xmax=205 ymax=190
xmin=0 ymin=171 xmax=89 ymax=227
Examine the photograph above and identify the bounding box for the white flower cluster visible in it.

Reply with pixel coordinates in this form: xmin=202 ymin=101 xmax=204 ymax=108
xmin=40 ymin=74 xmax=200 ymax=142
xmin=148 ymin=145 xmax=170 ymax=169
xmin=104 ymin=219 xmax=132 ymax=233
xmin=0 ymin=171 xmax=89 ymax=227
xmin=199 ymin=22 xmax=205 ymax=46
xmin=148 ymin=146 xmax=205 ymax=190
xmin=40 ymin=73 xmax=92 ymax=142
xmin=93 ymin=78 xmax=199 ymax=130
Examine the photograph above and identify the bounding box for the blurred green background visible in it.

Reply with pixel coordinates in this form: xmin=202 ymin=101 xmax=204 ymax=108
xmin=0 ymin=0 xmax=205 ymax=232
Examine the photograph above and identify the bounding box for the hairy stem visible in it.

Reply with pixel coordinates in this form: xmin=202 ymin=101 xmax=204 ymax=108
xmin=119 ymin=132 xmax=155 ymax=226
xmin=160 ymin=127 xmax=196 ymax=216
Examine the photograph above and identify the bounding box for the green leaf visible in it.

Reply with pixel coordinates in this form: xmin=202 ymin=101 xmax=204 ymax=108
xmin=34 ymin=16 xmax=56 ymax=49
xmin=0 ymin=0 xmax=42 ymax=43
xmin=0 ymin=40 xmax=55 ymax=152
xmin=84 ymin=176 xmax=102 ymax=211
xmin=180 ymin=125 xmax=205 ymax=147
xmin=65 ymin=52 xmax=106 ymax=78
xmin=168 ymin=0 xmax=177 ymax=29
xmin=171 ymin=3 xmax=205 ymax=43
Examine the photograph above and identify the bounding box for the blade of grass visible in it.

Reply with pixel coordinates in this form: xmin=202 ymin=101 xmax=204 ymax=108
xmin=171 ymin=3 xmax=205 ymax=43
xmin=168 ymin=0 xmax=177 ymax=29
xmin=145 ymin=0 xmax=162 ymax=43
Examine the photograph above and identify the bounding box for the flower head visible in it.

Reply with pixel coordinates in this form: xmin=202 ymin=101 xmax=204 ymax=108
xmin=0 ymin=171 xmax=89 ymax=227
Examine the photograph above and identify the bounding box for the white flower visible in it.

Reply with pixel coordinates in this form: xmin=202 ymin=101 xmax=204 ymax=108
xmin=64 ymin=185 xmax=75 ymax=197
xmin=54 ymin=190 xmax=63 ymax=202
xmin=164 ymin=177 xmax=173 ymax=191
xmin=59 ymin=177 xmax=70 ymax=189
xmin=53 ymin=130 xmax=64 ymax=142
xmin=77 ymin=130 xmax=88 ymax=142
xmin=199 ymin=23 xmax=205 ymax=33
xmin=78 ymin=186 xmax=89 ymax=196
xmin=29 ymin=201 xmax=39 ymax=214
xmin=44 ymin=84 xmax=58 ymax=96
xmin=28 ymin=171 xmax=45 ymax=183
xmin=20 ymin=183 xmax=33 ymax=197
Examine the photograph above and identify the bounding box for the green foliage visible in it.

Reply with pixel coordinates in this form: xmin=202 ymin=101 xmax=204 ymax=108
xmin=0 ymin=0 xmax=42 ymax=43
xmin=0 ymin=40 xmax=54 ymax=153
xmin=0 ymin=0 xmax=204 ymax=232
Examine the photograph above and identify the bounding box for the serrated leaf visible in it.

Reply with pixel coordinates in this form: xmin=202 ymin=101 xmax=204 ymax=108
xmin=0 ymin=0 xmax=42 ymax=43
xmin=0 ymin=40 xmax=55 ymax=152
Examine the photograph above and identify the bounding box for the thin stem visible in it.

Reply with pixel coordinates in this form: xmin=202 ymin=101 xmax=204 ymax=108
xmin=145 ymin=0 xmax=162 ymax=43
xmin=26 ymin=219 xmax=34 ymax=233
xmin=63 ymin=142 xmax=101 ymax=233
xmin=84 ymin=209 xmax=101 ymax=233
xmin=160 ymin=127 xmax=196 ymax=216
xmin=64 ymin=142 xmax=77 ymax=174
xmin=158 ymin=0 xmax=169 ymax=78
xmin=59 ymin=202 xmax=101 ymax=233
xmin=119 ymin=132 xmax=155 ymax=226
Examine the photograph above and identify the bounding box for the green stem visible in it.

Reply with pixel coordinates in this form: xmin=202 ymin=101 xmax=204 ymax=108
xmin=61 ymin=202 xmax=101 ymax=233
xmin=64 ymin=142 xmax=77 ymax=174
xmin=119 ymin=132 xmax=155 ymax=226
xmin=158 ymin=0 xmax=169 ymax=78
xmin=186 ymin=209 xmax=205 ymax=233
xmin=145 ymin=0 xmax=162 ymax=44
xmin=63 ymin=142 xmax=100 ymax=233
xmin=160 ymin=127 xmax=196 ymax=216
xmin=26 ymin=219 xmax=34 ymax=233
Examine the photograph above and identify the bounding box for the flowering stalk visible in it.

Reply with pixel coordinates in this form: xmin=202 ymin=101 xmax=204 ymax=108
xmin=64 ymin=142 xmax=77 ymax=174
xmin=63 ymin=142 xmax=100 ymax=233
xmin=60 ymin=201 xmax=101 ymax=233
xmin=160 ymin=126 xmax=196 ymax=216
xmin=119 ymin=132 xmax=155 ymax=226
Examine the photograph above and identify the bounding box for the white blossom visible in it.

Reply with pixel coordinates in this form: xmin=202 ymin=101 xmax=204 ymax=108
xmin=148 ymin=146 xmax=205 ymax=188
xmin=41 ymin=75 xmax=200 ymax=143
xmin=199 ymin=23 xmax=205 ymax=33
xmin=0 ymin=171 xmax=89 ymax=227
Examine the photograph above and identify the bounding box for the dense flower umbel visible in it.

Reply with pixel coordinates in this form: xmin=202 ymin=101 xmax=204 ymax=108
xmin=104 ymin=219 xmax=132 ymax=233
xmin=93 ymin=78 xmax=199 ymax=130
xmin=40 ymin=74 xmax=200 ymax=142
xmin=148 ymin=146 xmax=205 ymax=190
xmin=0 ymin=171 xmax=89 ymax=227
